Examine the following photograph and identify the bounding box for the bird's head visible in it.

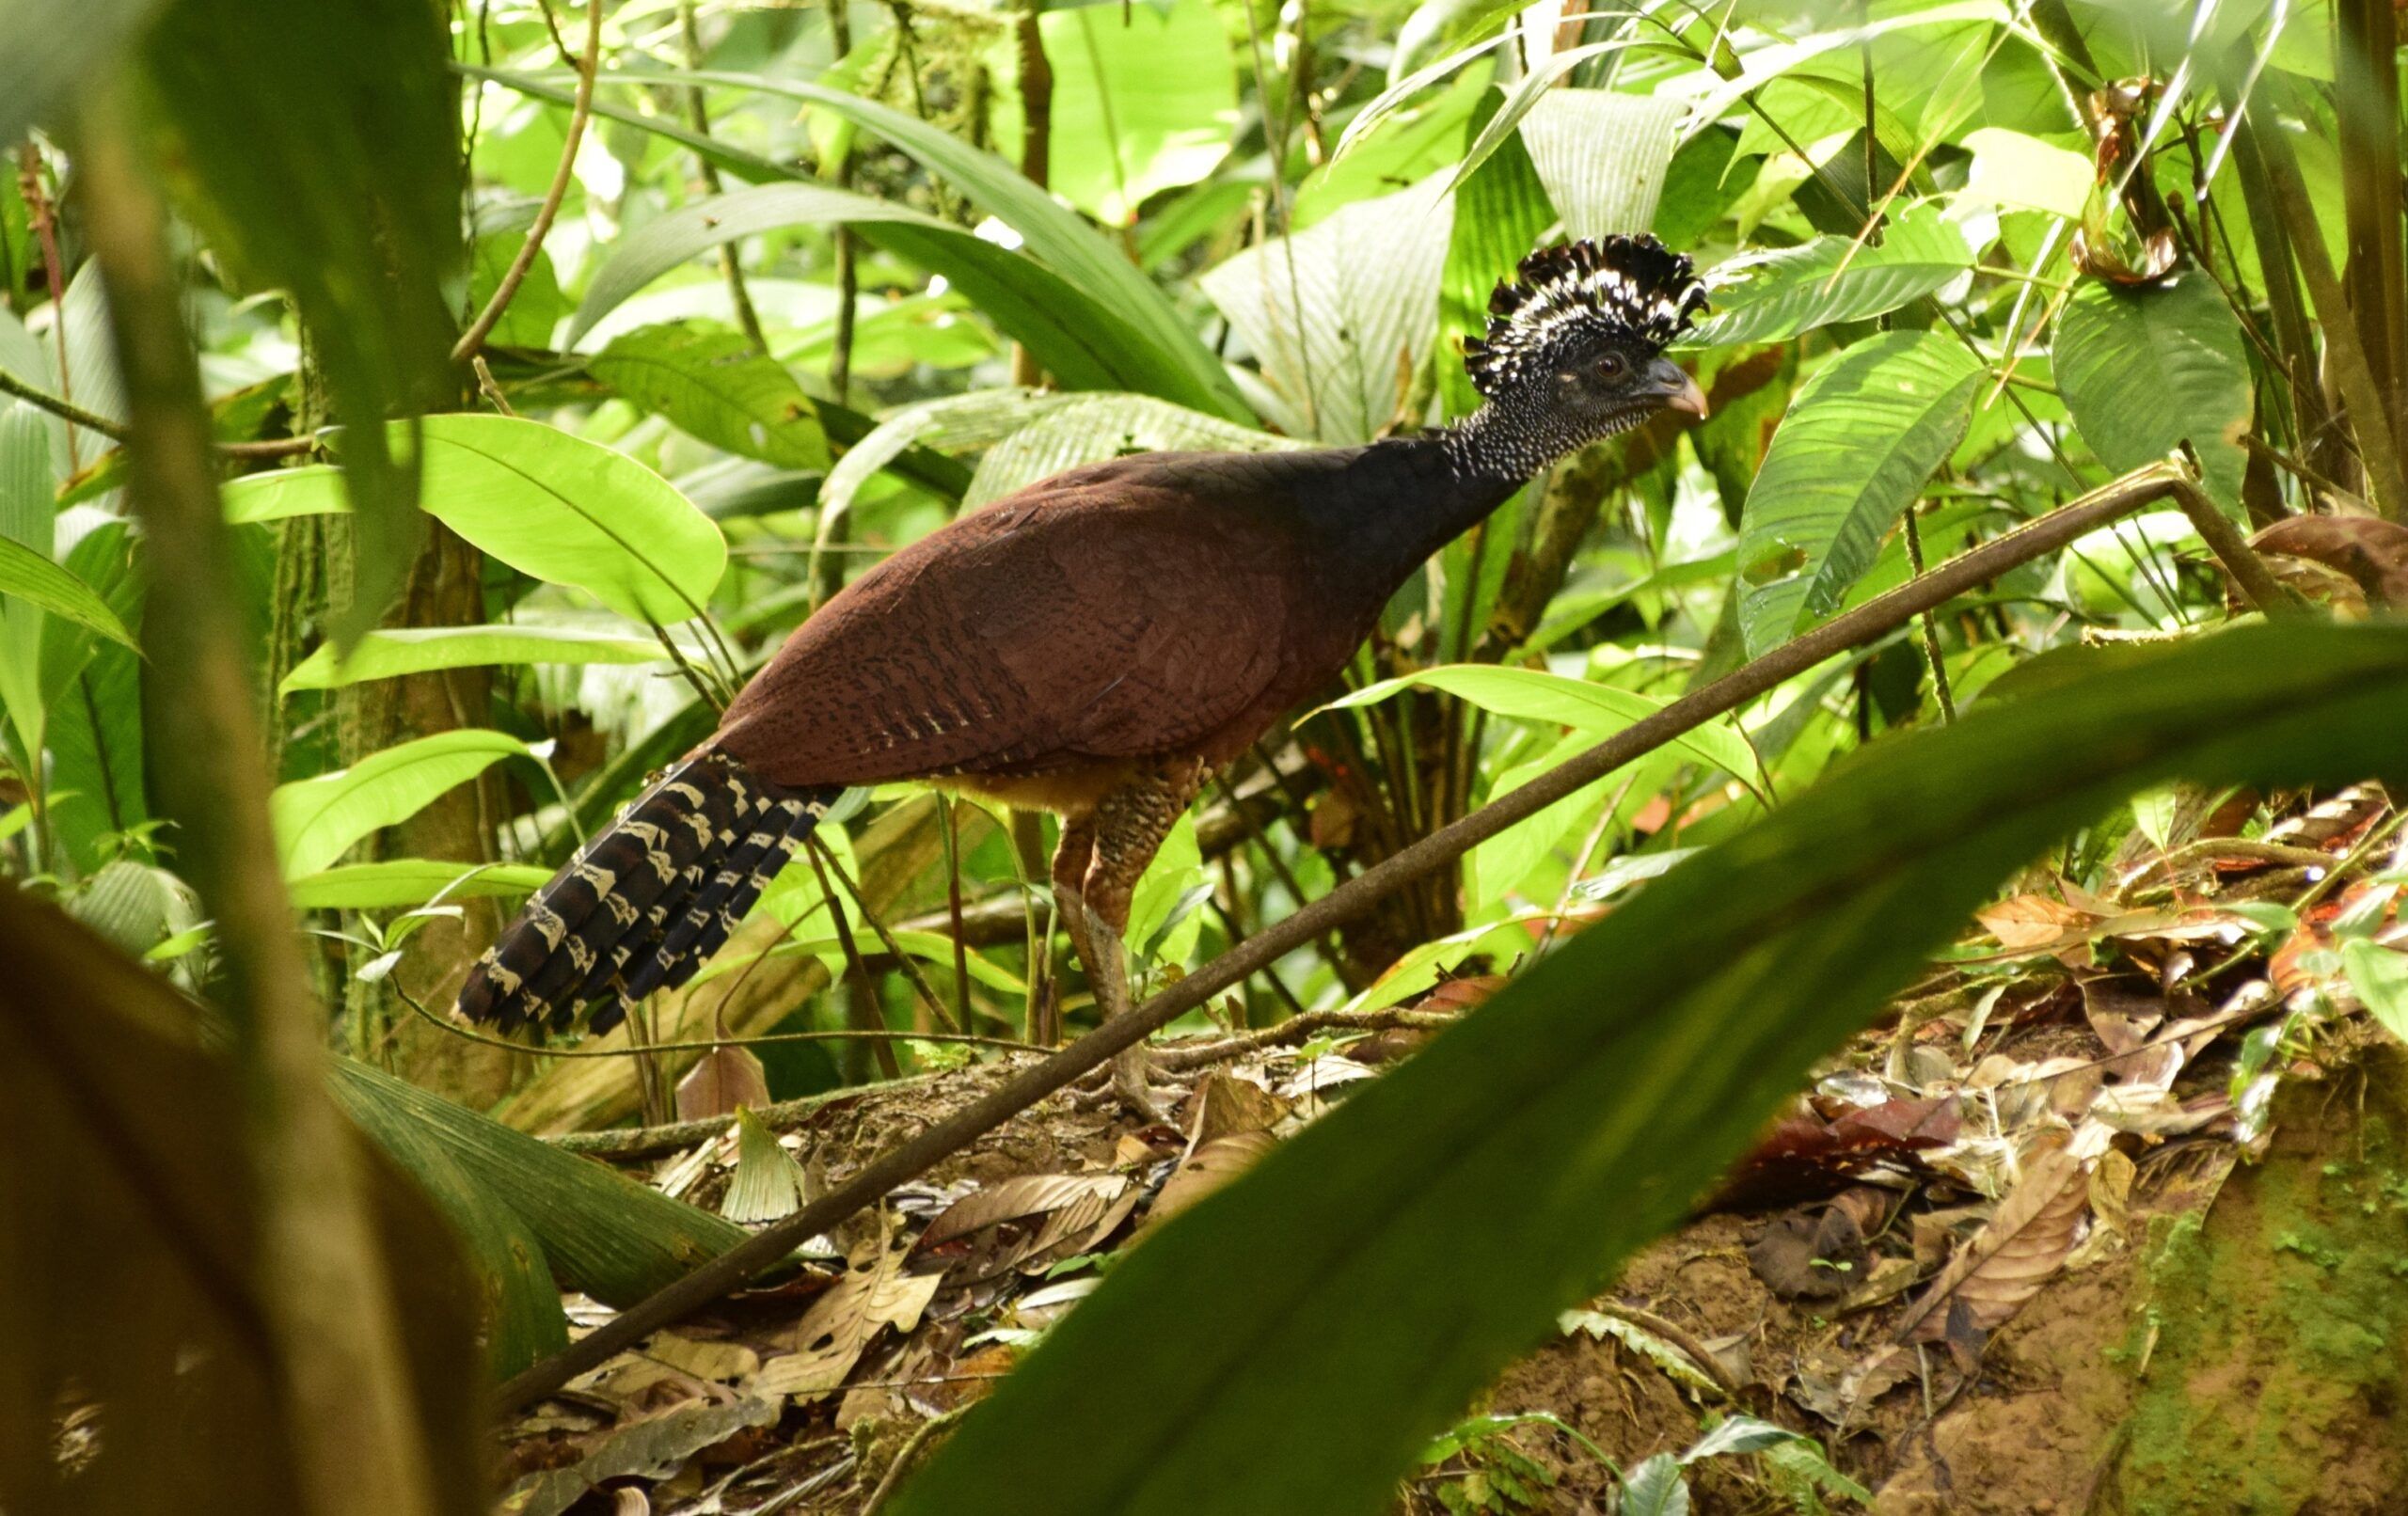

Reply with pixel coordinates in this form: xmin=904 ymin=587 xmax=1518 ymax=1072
xmin=1464 ymin=235 xmax=1709 ymax=441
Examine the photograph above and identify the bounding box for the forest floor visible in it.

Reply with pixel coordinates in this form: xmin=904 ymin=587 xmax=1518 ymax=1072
xmin=492 ymin=789 xmax=2408 ymax=1516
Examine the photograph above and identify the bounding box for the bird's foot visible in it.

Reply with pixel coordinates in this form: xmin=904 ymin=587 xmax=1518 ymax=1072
xmin=1069 ymin=1043 xmax=1184 ymax=1125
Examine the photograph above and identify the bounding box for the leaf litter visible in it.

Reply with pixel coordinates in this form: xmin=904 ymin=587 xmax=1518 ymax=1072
xmin=492 ymin=785 xmax=2408 ymax=1512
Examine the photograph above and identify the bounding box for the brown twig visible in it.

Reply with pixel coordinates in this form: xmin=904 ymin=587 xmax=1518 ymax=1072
xmin=453 ymin=0 xmax=602 ymax=363
xmin=494 ymin=458 xmax=2207 ymax=1412
xmin=1155 ymin=1005 xmax=1458 ymax=1072
xmin=2164 ymin=466 xmax=2307 ymax=617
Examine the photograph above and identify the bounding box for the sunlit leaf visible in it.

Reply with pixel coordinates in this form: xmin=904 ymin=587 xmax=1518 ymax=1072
xmin=285 ymin=859 xmax=553 ymax=911
xmin=1738 ymin=330 xmax=1984 ymax=655
xmin=1040 ymin=0 xmax=1238 ymax=226
xmin=895 ymin=622 xmax=2408 ymax=1516
xmin=270 ymin=729 xmax=532 ymax=878
xmin=1515 ymin=89 xmax=1683 ymax=240
xmin=1201 ymin=175 xmax=1454 ymax=442
xmin=279 ymin=624 xmax=669 ymax=693
xmin=223 ymin=416 xmax=729 ymax=624
xmin=967 ymin=395 xmax=1299 ymax=507
xmin=0 ymin=524 xmax=138 ymax=652
xmin=1325 ymin=664 xmax=1754 ymax=777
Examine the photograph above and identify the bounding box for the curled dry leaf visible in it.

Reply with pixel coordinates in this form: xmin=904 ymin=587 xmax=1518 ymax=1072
xmin=1974 ymin=893 xmax=2099 ymax=957
xmin=676 ymin=1045 xmax=770 ymax=1122
xmin=1894 ymin=1130 xmax=2091 ymax=1346
xmin=2251 ymin=515 xmax=2408 ymax=613
xmin=1145 ymin=1129 xmax=1279 ymax=1232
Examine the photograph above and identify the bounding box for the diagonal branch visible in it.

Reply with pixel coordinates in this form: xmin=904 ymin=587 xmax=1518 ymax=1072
xmin=495 ymin=457 xmax=2215 ymax=1412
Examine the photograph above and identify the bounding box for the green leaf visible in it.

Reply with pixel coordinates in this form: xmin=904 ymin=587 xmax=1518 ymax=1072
xmin=1620 ymin=1456 xmax=1691 ymax=1516
xmin=279 ymin=624 xmax=670 ymax=694
xmin=1436 ymin=93 xmax=1555 ymax=418
xmin=0 ymin=528 xmax=139 ymax=653
xmin=142 ymin=0 xmax=460 ymax=648
xmin=512 ymin=65 xmax=1250 ymax=423
xmin=2055 ymin=274 xmax=2251 ymax=515
xmin=286 ymin=859 xmax=553 ymax=911
xmin=331 ymin=1059 xmax=749 ymax=1307
xmin=560 ymin=182 xmax=1141 ymax=399
xmin=1957 ymin=126 xmax=2093 ymax=219
xmin=894 ymin=623 xmax=2408 ymax=1516
xmin=334 ymin=1061 xmax=569 ymax=1376
xmin=1200 ymin=175 xmax=1454 ymax=442
xmin=2345 ymin=940 xmax=2408 ymax=1042
xmin=271 ymin=729 xmax=531 ymax=878
xmin=1040 ymin=0 xmax=1238 ymax=226
xmin=1325 ymin=664 xmax=1755 ymax=778
xmin=0 ymin=0 xmax=157 ymax=148
xmin=1738 ymin=331 xmax=1984 ymax=655
xmin=226 ymin=416 xmax=730 ymax=624
xmin=589 ymin=324 xmax=830 ymax=472
xmin=966 ymin=394 xmax=1301 ymax=507
xmin=1689 ymin=205 xmax=1972 ymax=348
xmin=1516 ymin=88 xmax=1683 ymax=240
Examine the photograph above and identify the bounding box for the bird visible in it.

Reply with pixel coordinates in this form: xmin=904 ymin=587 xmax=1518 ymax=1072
xmin=456 ymin=233 xmax=1709 ymax=1115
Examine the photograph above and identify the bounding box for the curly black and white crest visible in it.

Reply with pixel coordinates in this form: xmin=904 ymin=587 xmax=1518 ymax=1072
xmin=1464 ymin=235 xmax=1708 ymax=400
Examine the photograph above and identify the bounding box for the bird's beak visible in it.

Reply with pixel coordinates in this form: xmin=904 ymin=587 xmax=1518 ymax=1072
xmin=1653 ymin=357 xmax=1707 ymax=419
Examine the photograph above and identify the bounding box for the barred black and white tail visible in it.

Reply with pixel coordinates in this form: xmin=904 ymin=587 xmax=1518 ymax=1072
xmin=456 ymin=750 xmax=836 ymax=1036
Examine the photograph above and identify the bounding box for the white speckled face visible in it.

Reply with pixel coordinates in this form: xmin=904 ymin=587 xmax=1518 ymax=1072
xmin=1464 ymin=235 xmax=1708 ymax=402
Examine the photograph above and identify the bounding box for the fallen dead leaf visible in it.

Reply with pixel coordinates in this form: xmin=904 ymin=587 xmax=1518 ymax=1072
xmin=676 ymin=1046 xmax=770 ymax=1122
xmin=1144 ymin=1129 xmax=1279 ymax=1232
xmin=1894 ymin=1130 xmax=2090 ymax=1346
xmin=753 ymin=1224 xmax=942 ymax=1398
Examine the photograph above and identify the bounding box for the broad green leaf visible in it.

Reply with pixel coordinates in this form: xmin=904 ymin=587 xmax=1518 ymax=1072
xmin=286 ymin=859 xmax=553 ymax=911
xmin=0 ymin=0 xmax=158 ymax=145
xmin=1326 ymin=664 xmax=1755 ymax=778
xmin=1040 ymin=0 xmax=1238 ymax=226
xmin=821 ymin=387 xmax=1082 ymax=530
xmin=0 ymin=399 xmax=55 ymax=763
xmin=542 ymin=66 xmax=1251 ymax=423
xmin=0 ymin=526 xmax=138 ymax=653
xmin=1957 ymin=127 xmax=2092 ymax=219
xmin=41 ymin=516 xmax=147 ymax=873
xmin=143 ymin=0 xmax=460 ymax=647
xmin=2345 ymin=940 xmax=2408 ymax=1042
xmin=271 ymin=729 xmax=531 ymax=878
xmin=333 ymin=1061 xmax=568 ymax=1376
xmin=1515 ymin=88 xmax=1682 ymax=240
xmin=1436 ymin=91 xmax=1555 ymax=418
xmin=899 ymin=624 xmax=2408 ymax=1516
xmin=1682 ymin=0 xmax=2010 ymax=129
xmin=1738 ymin=331 xmax=1984 ymax=655
xmin=2054 ymin=275 xmax=2250 ymax=515
xmin=226 ymin=416 xmax=730 ymax=624
xmin=331 ymin=1059 xmax=748 ymax=1307
xmin=1200 ymin=175 xmax=1454 ymax=442
xmin=966 ymin=395 xmax=1300 ymax=507
xmin=559 ymin=181 xmax=1139 ymax=398
xmin=590 ymin=324 xmax=830 ymax=472
xmin=1687 ymin=205 xmax=1972 ymax=348
xmin=279 ymin=624 xmax=670 ymax=694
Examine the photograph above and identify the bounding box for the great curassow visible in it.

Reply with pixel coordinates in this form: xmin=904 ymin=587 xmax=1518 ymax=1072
xmin=458 ymin=233 xmax=1709 ymax=1114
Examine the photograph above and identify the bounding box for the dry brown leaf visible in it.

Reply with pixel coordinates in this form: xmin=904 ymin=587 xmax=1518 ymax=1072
xmin=1181 ymin=1072 xmax=1290 ymax=1143
xmin=1144 ymin=1129 xmax=1278 ymax=1231
xmin=1974 ymin=893 xmax=2097 ymax=954
xmin=918 ymin=1174 xmax=1128 ymax=1251
xmin=2251 ymin=515 xmax=2408 ymax=612
xmin=675 ymin=1046 xmax=770 ymax=1122
xmin=753 ymin=1227 xmax=941 ymax=1398
xmin=1895 ymin=1132 xmax=2090 ymax=1345
xmin=640 ymin=1334 xmax=760 ymax=1385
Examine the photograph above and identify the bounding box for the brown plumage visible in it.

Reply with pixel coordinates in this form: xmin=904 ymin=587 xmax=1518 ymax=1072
xmin=457 ymin=234 xmax=1709 ymax=1112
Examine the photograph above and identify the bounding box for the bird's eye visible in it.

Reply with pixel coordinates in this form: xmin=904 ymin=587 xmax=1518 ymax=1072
xmin=1599 ymin=354 xmax=1626 ymax=378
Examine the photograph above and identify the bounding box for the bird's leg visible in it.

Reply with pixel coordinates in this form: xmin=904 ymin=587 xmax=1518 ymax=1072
xmin=1046 ymin=812 xmax=1098 ymax=1042
xmin=1075 ymin=760 xmax=1206 ymax=1121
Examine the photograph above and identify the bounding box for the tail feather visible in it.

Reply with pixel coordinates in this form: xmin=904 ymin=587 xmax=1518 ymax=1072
xmin=456 ymin=750 xmax=834 ymax=1037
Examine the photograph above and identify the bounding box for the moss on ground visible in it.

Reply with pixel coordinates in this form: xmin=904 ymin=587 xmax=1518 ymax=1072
xmin=2109 ymin=1060 xmax=2408 ymax=1515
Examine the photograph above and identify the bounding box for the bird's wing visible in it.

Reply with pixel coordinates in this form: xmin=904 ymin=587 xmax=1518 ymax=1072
xmin=715 ymin=466 xmax=1299 ymax=786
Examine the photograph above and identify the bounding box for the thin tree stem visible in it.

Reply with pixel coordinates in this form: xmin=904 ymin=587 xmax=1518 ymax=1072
xmin=453 ymin=0 xmax=602 ymax=363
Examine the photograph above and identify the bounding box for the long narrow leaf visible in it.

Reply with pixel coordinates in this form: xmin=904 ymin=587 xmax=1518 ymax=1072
xmin=895 ymin=623 xmax=2408 ymax=1516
